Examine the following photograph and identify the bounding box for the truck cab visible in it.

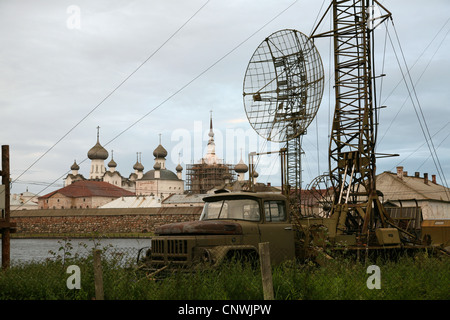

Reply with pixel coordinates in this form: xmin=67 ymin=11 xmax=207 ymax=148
xmin=140 ymin=192 xmax=296 ymax=270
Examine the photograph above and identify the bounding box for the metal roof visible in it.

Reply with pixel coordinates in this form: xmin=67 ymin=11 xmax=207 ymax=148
xmin=376 ymin=171 xmax=450 ymax=202
xmin=38 ymin=180 xmax=135 ymax=199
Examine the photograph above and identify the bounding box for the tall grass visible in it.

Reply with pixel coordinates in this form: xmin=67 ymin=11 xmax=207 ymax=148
xmin=0 ymin=249 xmax=448 ymax=300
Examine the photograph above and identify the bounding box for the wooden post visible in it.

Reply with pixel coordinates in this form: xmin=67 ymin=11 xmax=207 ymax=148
xmin=1 ymin=145 xmax=11 ymax=270
xmin=258 ymin=242 xmax=274 ymax=300
xmin=93 ymin=249 xmax=104 ymax=300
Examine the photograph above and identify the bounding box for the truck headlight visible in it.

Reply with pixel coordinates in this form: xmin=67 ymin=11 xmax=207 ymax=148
xmin=200 ymin=248 xmax=213 ymax=264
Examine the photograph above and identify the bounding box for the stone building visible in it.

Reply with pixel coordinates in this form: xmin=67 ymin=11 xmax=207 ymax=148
xmin=10 ymin=190 xmax=39 ymax=211
xmin=38 ymin=180 xmax=135 ymax=209
xmin=135 ymin=143 xmax=184 ymax=199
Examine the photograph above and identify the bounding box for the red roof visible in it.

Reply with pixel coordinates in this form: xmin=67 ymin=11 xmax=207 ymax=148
xmin=39 ymin=180 xmax=134 ymax=199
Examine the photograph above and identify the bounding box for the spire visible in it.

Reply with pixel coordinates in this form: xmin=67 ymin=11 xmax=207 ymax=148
xmin=205 ymin=111 xmax=218 ymax=165
xmin=207 ymin=111 xmax=215 ymax=148
xmin=209 ymin=110 xmax=214 ymax=138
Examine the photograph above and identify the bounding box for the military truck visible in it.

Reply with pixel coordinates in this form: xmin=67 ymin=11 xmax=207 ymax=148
xmin=138 ymin=191 xmax=297 ymax=271
xmin=137 ymin=189 xmax=443 ymax=273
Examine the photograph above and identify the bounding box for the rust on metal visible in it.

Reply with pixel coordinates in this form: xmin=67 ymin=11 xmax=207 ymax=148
xmin=156 ymin=220 xmax=243 ymax=235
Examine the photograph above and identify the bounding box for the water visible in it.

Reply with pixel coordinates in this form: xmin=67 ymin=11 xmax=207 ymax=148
xmin=0 ymin=238 xmax=152 ymax=265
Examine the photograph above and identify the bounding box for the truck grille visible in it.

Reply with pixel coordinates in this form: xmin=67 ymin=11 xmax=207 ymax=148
xmin=151 ymin=239 xmax=189 ymax=265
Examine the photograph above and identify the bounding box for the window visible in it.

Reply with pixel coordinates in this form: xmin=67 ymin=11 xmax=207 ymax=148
xmin=264 ymin=201 xmax=286 ymax=222
xmin=200 ymin=198 xmax=260 ymax=221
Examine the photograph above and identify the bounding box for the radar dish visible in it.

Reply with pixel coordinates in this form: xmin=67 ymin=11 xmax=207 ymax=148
xmin=243 ymin=29 xmax=324 ymax=142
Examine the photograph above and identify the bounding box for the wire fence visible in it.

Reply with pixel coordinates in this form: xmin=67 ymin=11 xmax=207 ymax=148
xmin=1 ymin=238 xmax=449 ymax=300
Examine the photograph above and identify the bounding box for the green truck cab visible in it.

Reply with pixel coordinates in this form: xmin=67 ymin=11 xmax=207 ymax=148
xmin=139 ymin=192 xmax=296 ymax=270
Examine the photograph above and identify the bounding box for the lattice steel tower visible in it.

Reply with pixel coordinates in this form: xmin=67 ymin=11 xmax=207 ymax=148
xmin=312 ymin=0 xmax=392 ymax=235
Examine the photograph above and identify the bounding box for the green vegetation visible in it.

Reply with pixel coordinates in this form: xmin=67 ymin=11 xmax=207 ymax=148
xmin=0 ymin=245 xmax=448 ymax=300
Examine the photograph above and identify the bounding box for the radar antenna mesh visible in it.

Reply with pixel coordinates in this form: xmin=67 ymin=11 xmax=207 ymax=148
xmin=243 ymin=29 xmax=324 ymax=142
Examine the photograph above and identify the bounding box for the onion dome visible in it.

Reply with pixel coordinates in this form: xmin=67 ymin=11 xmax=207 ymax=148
xmin=253 ymin=171 xmax=259 ymax=178
xmin=108 ymin=158 xmax=117 ymax=168
xmin=153 ymin=144 xmax=167 ymax=159
xmin=87 ymin=128 xmax=108 ymax=160
xmin=234 ymin=159 xmax=248 ymax=173
xmin=133 ymin=161 xmax=144 ymax=171
xmin=176 ymin=163 xmax=183 ymax=172
xmin=153 ymin=162 xmax=161 ymax=170
xmin=88 ymin=142 xmax=108 ymax=160
xmin=108 ymin=150 xmax=117 ymax=168
xmin=71 ymin=160 xmax=80 ymax=171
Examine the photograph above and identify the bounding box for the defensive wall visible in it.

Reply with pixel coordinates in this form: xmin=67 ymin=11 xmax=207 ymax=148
xmin=10 ymin=207 xmax=202 ymax=235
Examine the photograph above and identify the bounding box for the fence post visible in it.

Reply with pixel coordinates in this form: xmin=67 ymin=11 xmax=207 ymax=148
xmin=258 ymin=242 xmax=274 ymax=300
xmin=93 ymin=249 xmax=104 ymax=300
xmin=1 ymin=145 xmax=11 ymax=270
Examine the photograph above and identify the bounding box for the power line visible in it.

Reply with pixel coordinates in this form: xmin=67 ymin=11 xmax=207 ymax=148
xmin=379 ymin=17 xmax=450 ymax=146
xmin=392 ymin=122 xmax=449 ymax=171
xmin=388 ymin=19 xmax=448 ymax=190
xmin=11 ymin=0 xmax=211 ymax=186
xmin=102 ymin=0 xmax=300 ymax=148
xmin=13 ymin=0 xmax=300 ymax=204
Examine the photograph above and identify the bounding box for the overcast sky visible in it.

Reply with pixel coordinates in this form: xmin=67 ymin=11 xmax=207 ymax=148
xmin=1 ymin=0 xmax=449 ymax=196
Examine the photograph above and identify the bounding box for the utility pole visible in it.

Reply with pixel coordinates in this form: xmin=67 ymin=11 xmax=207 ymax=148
xmin=1 ymin=145 xmax=16 ymax=270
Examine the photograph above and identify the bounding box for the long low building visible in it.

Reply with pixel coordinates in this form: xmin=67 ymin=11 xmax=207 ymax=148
xmin=38 ymin=180 xmax=135 ymax=210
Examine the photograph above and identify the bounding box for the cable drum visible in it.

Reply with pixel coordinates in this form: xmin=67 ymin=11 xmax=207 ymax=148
xmin=243 ymin=29 xmax=324 ymax=142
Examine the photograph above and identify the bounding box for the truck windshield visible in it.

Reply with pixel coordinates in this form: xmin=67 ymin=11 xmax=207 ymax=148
xmin=200 ymin=199 xmax=260 ymax=221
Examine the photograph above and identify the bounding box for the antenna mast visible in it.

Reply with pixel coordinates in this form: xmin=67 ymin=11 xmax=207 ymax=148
xmin=312 ymin=0 xmax=392 ymax=235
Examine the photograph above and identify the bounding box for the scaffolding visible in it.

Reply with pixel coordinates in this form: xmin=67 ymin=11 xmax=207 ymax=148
xmin=186 ymin=160 xmax=236 ymax=194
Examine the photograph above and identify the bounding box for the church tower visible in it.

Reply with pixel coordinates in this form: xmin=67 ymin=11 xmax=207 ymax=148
xmin=204 ymin=111 xmax=218 ymax=165
xmin=185 ymin=111 xmax=235 ymax=193
xmin=87 ymin=126 xmax=109 ymax=180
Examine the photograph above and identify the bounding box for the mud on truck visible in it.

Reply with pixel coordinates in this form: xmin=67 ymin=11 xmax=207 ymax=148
xmin=137 ymin=191 xmax=297 ymax=272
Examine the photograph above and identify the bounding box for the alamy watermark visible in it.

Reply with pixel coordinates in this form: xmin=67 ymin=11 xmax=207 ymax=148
xmin=170 ymin=121 xmax=281 ymax=178
xmin=366 ymin=265 xmax=381 ymax=289
xmin=66 ymin=265 xmax=81 ymax=289
xmin=66 ymin=5 xmax=81 ymax=30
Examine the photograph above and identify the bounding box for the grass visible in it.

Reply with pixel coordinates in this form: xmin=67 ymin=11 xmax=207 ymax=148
xmin=0 ymin=248 xmax=448 ymax=300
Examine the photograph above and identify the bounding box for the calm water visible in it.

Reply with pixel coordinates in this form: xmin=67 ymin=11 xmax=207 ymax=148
xmin=0 ymin=238 xmax=152 ymax=265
